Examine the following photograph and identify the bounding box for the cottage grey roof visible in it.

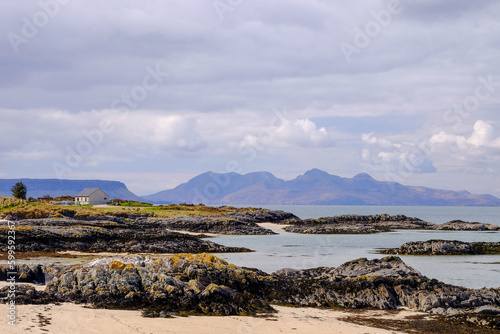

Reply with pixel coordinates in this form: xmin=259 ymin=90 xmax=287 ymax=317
xmin=76 ymin=188 xmax=106 ymax=197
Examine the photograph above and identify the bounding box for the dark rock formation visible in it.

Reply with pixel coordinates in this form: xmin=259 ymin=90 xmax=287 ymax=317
xmin=2 ymin=255 xmax=499 ymax=328
xmin=0 ymin=218 xmax=250 ymax=254
xmin=267 ymin=257 xmax=500 ymax=329
xmin=153 ymin=209 xmax=300 ymax=235
xmin=158 ymin=215 xmax=272 ymax=235
xmin=380 ymin=240 xmax=500 ymax=255
xmin=155 ymin=210 xmax=301 ymax=235
xmin=0 ymin=265 xmax=47 ymax=284
xmin=47 ymin=254 xmax=272 ymax=316
xmin=281 ymin=214 xmax=500 ymax=234
xmin=437 ymin=220 xmax=500 ymax=231
xmin=232 ymin=209 xmax=302 ymax=224
xmin=283 ymin=214 xmax=434 ymax=234
xmin=0 ymin=284 xmax=54 ymax=305
xmin=283 ymin=224 xmax=382 ymax=234
xmin=332 ymin=256 xmax=421 ymax=277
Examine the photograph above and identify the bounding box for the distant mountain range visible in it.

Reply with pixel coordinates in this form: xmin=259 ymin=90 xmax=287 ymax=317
xmin=2 ymin=170 xmax=499 ymax=206
xmin=144 ymin=169 xmax=500 ymax=206
xmin=0 ymin=179 xmax=144 ymax=202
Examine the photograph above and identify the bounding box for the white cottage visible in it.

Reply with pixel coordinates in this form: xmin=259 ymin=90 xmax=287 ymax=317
xmin=75 ymin=188 xmax=109 ymax=205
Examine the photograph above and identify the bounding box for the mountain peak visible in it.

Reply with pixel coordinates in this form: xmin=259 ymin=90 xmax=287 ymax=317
xmin=353 ymin=173 xmax=375 ymax=181
xmin=143 ymin=170 xmax=500 ymax=206
xmin=303 ymin=168 xmax=330 ymax=177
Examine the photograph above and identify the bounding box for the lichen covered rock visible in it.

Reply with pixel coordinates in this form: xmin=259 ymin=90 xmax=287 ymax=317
xmin=45 ymin=253 xmax=273 ymax=316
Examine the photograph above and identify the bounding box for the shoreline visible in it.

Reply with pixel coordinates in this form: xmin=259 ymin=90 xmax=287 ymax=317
xmin=2 ymin=253 xmax=499 ymax=331
xmin=0 ymin=302 xmax=426 ymax=334
xmin=256 ymin=222 xmax=290 ymax=233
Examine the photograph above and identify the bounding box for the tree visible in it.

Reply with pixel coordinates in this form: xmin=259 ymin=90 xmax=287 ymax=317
xmin=11 ymin=181 xmax=27 ymax=200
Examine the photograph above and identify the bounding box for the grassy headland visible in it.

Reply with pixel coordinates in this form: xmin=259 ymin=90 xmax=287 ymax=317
xmin=0 ymin=196 xmax=258 ymax=220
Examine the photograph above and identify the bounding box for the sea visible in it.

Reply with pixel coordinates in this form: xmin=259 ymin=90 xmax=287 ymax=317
xmin=207 ymin=205 xmax=500 ymax=289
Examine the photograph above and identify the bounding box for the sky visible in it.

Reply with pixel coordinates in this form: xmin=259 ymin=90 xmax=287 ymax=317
xmin=1 ymin=0 xmax=500 ymax=197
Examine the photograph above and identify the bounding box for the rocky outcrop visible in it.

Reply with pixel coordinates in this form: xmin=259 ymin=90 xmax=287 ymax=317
xmin=14 ymin=254 xmax=272 ymax=316
xmin=0 ymin=284 xmax=54 ymax=305
xmin=282 ymin=214 xmax=500 ymax=234
xmin=152 ymin=209 xmax=300 ymax=235
xmin=283 ymin=224 xmax=382 ymax=234
xmin=0 ymin=218 xmax=250 ymax=254
xmin=283 ymin=214 xmax=433 ymax=234
xmin=2 ymin=255 xmax=499 ymax=328
xmin=381 ymin=240 xmax=500 ymax=255
xmin=267 ymin=257 xmax=500 ymax=329
xmin=437 ymin=220 xmax=500 ymax=231
xmin=332 ymin=256 xmax=421 ymax=277
xmin=0 ymin=265 xmax=48 ymax=284
xmin=228 ymin=209 xmax=301 ymax=224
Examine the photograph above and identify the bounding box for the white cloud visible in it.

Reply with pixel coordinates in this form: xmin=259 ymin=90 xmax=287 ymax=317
xmin=362 ymin=120 xmax=500 ymax=178
xmin=1 ymin=1 xmax=500 ymax=196
xmin=0 ymin=109 xmax=208 ymax=165
xmin=361 ymin=133 xmax=436 ymax=174
xmin=107 ymin=112 xmax=207 ymax=154
xmin=361 ymin=132 xmax=398 ymax=150
xmin=430 ymin=120 xmax=500 ymax=149
xmin=241 ymin=118 xmax=334 ymax=149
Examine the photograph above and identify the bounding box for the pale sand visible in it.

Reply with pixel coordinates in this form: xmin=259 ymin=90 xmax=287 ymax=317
xmin=257 ymin=223 xmax=290 ymax=233
xmin=0 ymin=302 xmax=421 ymax=334
xmin=164 ymin=229 xmax=219 ymax=237
xmin=58 ymin=251 xmax=175 ymax=257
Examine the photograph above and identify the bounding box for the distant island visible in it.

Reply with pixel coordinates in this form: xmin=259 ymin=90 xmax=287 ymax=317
xmin=1 ymin=169 xmax=499 ymax=206
xmin=144 ymin=169 xmax=500 ymax=206
xmin=0 ymin=179 xmax=144 ymax=202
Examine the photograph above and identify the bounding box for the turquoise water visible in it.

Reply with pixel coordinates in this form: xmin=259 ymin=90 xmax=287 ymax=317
xmin=209 ymin=205 xmax=500 ymax=289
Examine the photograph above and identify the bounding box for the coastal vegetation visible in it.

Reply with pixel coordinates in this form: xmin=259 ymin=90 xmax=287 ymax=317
xmin=0 ymin=196 xmax=258 ymax=219
xmin=10 ymin=181 xmax=27 ymax=200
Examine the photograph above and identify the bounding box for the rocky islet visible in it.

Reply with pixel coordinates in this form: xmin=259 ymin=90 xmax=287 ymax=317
xmin=380 ymin=240 xmax=500 ymax=255
xmin=281 ymin=214 xmax=500 ymax=234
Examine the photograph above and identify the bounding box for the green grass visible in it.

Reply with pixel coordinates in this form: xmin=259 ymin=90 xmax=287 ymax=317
xmin=122 ymin=203 xmax=258 ymax=218
xmin=0 ymin=196 xmax=26 ymax=209
xmin=0 ymin=196 xmax=258 ymax=219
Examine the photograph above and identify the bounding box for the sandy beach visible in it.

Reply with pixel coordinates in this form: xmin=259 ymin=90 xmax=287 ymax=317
xmin=1 ymin=302 xmax=424 ymax=334
xmin=257 ymin=222 xmax=290 ymax=233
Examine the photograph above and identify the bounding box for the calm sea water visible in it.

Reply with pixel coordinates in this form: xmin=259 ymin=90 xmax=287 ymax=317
xmin=208 ymin=205 xmax=500 ymax=289
xmin=251 ymin=205 xmax=500 ymax=225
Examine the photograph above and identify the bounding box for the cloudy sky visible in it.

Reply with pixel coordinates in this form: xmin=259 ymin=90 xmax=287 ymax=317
xmin=1 ymin=0 xmax=500 ymax=197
